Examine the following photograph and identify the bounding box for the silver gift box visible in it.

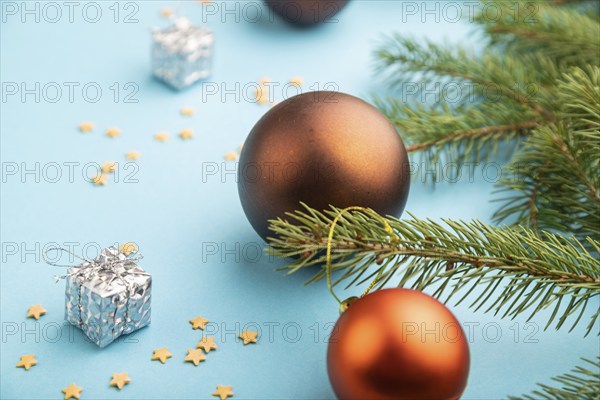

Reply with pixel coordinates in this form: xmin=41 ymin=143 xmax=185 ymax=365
xmin=64 ymin=247 xmax=151 ymax=348
xmin=152 ymin=17 xmax=214 ymax=90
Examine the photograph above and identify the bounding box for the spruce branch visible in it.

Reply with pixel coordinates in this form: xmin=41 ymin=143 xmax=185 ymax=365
xmin=267 ymin=205 xmax=600 ymax=336
xmin=375 ymin=35 xmax=559 ymax=114
xmin=373 ymin=96 xmax=541 ymax=167
xmin=509 ymin=357 xmax=600 ymax=400
xmin=374 ymin=36 xmax=559 ymax=166
xmin=373 ymin=2 xmax=599 ymax=169
xmin=493 ymin=67 xmax=600 ymax=242
xmin=475 ymin=0 xmax=600 ymax=68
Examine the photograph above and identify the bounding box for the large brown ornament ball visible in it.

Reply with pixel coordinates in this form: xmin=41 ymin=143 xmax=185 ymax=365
xmin=265 ymin=0 xmax=349 ymax=26
xmin=237 ymin=91 xmax=410 ymax=241
xmin=327 ymin=289 xmax=470 ymax=400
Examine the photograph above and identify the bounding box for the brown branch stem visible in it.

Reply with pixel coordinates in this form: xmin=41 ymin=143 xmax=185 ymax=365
xmin=554 ymin=134 xmax=600 ymax=200
xmin=308 ymin=238 xmax=600 ymax=285
xmin=405 ymin=120 xmax=540 ymax=153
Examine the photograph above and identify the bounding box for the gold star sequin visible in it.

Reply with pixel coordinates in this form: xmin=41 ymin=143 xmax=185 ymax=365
xmin=154 ymin=132 xmax=169 ymax=142
xmin=289 ymin=76 xmax=304 ymax=86
xmin=184 ymin=348 xmax=207 ymax=366
xmin=62 ymin=383 xmax=83 ymax=400
xmin=255 ymin=86 xmax=270 ymax=105
xmin=119 ymin=242 xmax=138 ymax=256
xmin=91 ymin=174 xmax=107 ymax=186
xmin=78 ymin=121 xmax=94 ymax=133
xmin=16 ymin=354 xmax=37 ymax=370
xmin=224 ymin=151 xmax=239 ymax=161
xmin=26 ymin=304 xmax=46 ymax=320
xmin=190 ymin=316 xmax=209 ymax=330
xmin=180 ymin=106 xmax=194 ymax=116
xmin=125 ymin=151 xmax=140 ymax=161
xmin=161 ymin=7 xmax=173 ymax=17
xmin=110 ymin=372 xmax=131 ymax=390
xmin=151 ymin=347 xmax=172 ymax=364
xmin=239 ymin=330 xmax=258 ymax=345
xmin=197 ymin=336 xmax=217 ymax=353
xmin=179 ymin=129 xmax=194 ymax=140
xmin=100 ymin=161 xmax=116 ymax=173
xmin=213 ymin=385 xmax=234 ymax=400
xmin=105 ymin=127 xmax=121 ymax=138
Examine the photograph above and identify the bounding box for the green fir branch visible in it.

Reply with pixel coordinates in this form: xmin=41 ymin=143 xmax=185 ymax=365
xmin=493 ymin=67 xmax=600 ymax=241
xmin=475 ymin=0 xmax=600 ymax=68
xmin=373 ymin=2 xmax=599 ymax=170
xmin=509 ymin=357 xmax=600 ymax=400
xmin=373 ymin=36 xmax=559 ymax=166
xmin=372 ymin=96 xmax=540 ymax=168
xmin=559 ymin=66 xmax=600 ymax=133
xmin=374 ymin=35 xmax=559 ymax=114
xmin=267 ymin=205 xmax=600 ymax=336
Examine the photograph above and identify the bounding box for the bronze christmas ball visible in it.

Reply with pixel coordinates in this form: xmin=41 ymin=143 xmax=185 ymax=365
xmin=327 ymin=289 xmax=470 ymax=400
xmin=237 ymin=91 xmax=410 ymax=241
xmin=265 ymin=0 xmax=349 ymax=26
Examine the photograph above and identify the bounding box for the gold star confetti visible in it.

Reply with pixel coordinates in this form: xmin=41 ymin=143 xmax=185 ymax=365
xmin=125 ymin=151 xmax=140 ymax=161
xmin=100 ymin=161 xmax=116 ymax=173
xmin=224 ymin=151 xmax=239 ymax=161
xmin=92 ymin=174 xmax=108 ymax=186
xmin=289 ymin=76 xmax=304 ymax=86
xmin=180 ymin=106 xmax=194 ymax=116
xmin=151 ymin=347 xmax=172 ymax=364
xmin=161 ymin=7 xmax=173 ymax=17
xmin=197 ymin=336 xmax=217 ymax=353
xmin=179 ymin=129 xmax=194 ymax=140
xmin=213 ymin=385 xmax=234 ymax=400
xmin=184 ymin=348 xmax=207 ymax=366
xmin=154 ymin=132 xmax=170 ymax=142
xmin=119 ymin=242 xmax=138 ymax=256
xmin=258 ymin=76 xmax=271 ymax=85
xmin=255 ymin=86 xmax=270 ymax=105
xmin=78 ymin=121 xmax=94 ymax=133
xmin=190 ymin=316 xmax=209 ymax=330
xmin=16 ymin=354 xmax=37 ymax=370
xmin=62 ymin=383 xmax=83 ymax=400
xmin=110 ymin=372 xmax=132 ymax=390
xmin=105 ymin=127 xmax=121 ymax=138
xmin=239 ymin=330 xmax=258 ymax=345
xmin=26 ymin=304 xmax=46 ymax=320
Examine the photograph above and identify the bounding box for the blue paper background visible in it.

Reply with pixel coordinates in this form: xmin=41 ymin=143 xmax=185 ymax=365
xmin=1 ymin=1 xmax=598 ymax=399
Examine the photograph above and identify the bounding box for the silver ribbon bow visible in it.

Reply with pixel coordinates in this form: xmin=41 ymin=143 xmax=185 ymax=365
xmin=152 ymin=17 xmax=213 ymax=58
xmin=44 ymin=246 xmax=146 ymax=284
xmin=44 ymin=246 xmax=149 ymax=332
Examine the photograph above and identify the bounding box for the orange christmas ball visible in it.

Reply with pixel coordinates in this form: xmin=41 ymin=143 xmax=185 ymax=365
xmin=327 ymin=288 xmax=470 ymax=400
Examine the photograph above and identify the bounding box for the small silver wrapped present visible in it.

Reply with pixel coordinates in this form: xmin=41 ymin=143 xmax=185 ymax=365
xmin=61 ymin=247 xmax=151 ymax=348
xmin=152 ymin=17 xmax=214 ymax=90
